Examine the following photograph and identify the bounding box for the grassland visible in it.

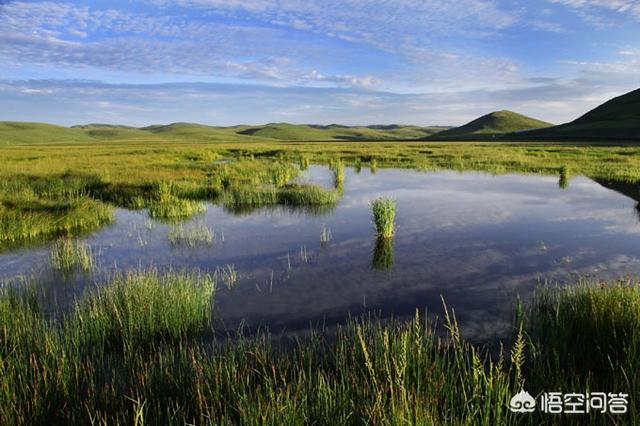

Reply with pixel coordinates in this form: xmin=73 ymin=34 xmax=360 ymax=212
xmin=3 ymin=133 xmax=640 ymax=250
xmin=0 ymin=270 xmax=638 ymax=425
xmin=2 ymin=123 xmax=640 ymax=423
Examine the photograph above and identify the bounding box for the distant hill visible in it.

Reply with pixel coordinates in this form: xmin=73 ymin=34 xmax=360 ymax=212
xmin=0 ymin=122 xmax=95 ymax=144
xmin=237 ymin=123 xmax=447 ymax=141
xmin=428 ymin=111 xmax=553 ymax=140
xmin=514 ymin=88 xmax=640 ymax=141
xmin=0 ymin=121 xmax=448 ymax=144
xmin=72 ymin=124 xmax=159 ymax=140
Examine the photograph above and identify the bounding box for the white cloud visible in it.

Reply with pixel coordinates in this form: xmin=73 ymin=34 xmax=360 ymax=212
xmin=548 ymin=0 xmax=640 ymax=24
xmin=0 ymin=1 xmax=525 ymax=92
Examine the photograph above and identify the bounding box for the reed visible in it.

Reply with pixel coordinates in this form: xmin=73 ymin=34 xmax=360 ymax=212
xmin=49 ymin=238 xmax=94 ymax=272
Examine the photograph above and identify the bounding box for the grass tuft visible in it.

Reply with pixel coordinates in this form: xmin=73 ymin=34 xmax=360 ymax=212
xmin=49 ymin=238 xmax=94 ymax=272
xmin=371 ymin=197 xmax=396 ymax=238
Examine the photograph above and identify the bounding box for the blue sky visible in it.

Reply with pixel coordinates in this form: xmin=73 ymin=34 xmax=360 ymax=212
xmin=0 ymin=0 xmax=638 ymax=126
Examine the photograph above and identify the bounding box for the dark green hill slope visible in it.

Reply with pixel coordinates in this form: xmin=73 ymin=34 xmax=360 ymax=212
xmin=429 ymin=111 xmax=553 ymax=140
xmin=515 ymin=88 xmax=640 ymax=140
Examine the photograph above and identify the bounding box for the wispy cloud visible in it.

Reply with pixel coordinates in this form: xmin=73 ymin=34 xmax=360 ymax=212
xmin=547 ymin=0 xmax=640 ymax=25
xmin=0 ymin=1 xmax=524 ymax=91
xmin=0 ymin=76 xmax=628 ymax=127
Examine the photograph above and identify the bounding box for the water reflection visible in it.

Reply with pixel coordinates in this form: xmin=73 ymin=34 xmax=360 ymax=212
xmin=3 ymin=167 xmax=640 ymax=343
xmin=371 ymin=237 xmax=394 ymax=271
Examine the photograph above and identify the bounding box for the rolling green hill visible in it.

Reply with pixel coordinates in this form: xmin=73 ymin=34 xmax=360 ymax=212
xmin=0 ymin=121 xmax=448 ymax=144
xmin=428 ymin=111 xmax=553 ymax=140
xmin=72 ymin=124 xmax=162 ymax=141
xmin=514 ymin=88 xmax=640 ymax=141
xmin=237 ymin=123 xmax=447 ymax=140
xmin=0 ymin=122 xmax=97 ymax=144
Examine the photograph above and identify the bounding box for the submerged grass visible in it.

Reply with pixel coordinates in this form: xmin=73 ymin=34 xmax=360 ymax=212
xmin=1 ymin=272 xmax=640 ymax=424
xmin=372 ymin=197 xmax=396 ymax=238
xmin=49 ymin=238 xmax=94 ymax=272
xmin=168 ymin=221 xmax=214 ymax=247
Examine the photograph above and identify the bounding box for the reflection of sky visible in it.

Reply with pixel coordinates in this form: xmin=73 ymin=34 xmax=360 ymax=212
xmin=2 ymin=166 xmax=640 ymax=342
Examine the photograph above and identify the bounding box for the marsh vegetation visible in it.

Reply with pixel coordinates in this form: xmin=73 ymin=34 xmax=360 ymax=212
xmin=2 ymin=136 xmax=640 ymax=424
xmin=0 ymin=270 xmax=638 ymax=424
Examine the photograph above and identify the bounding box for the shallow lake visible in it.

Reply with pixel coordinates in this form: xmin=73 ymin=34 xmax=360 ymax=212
xmin=2 ymin=166 xmax=640 ymax=341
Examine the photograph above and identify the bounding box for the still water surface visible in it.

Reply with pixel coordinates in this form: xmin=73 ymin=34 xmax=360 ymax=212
xmin=2 ymin=166 xmax=640 ymax=341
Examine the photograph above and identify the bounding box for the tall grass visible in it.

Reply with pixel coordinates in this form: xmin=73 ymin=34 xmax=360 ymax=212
xmin=525 ymin=280 xmax=640 ymax=418
xmin=2 ymin=274 xmax=640 ymax=424
xmin=371 ymin=197 xmax=396 ymax=238
xmin=49 ymin=238 xmax=94 ymax=272
xmin=70 ymin=270 xmax=215 ymax=349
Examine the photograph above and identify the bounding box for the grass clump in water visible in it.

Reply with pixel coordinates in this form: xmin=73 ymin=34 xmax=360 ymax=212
xmin=330 ymin=158 xmax=345 ymax=189
xmin=278 ymin=184 xmax=339 ymax=206
xmin=558 ymin=164 xmax=570 ymax=189
xmin=0 ymin=197 xmax=113 ymax=248
xmin=168 ymin=221 xmax=213 ymax=247
xmin=148 ymin=198 xmax=206 ymax=221
xmin=49 ymin=238 xmax=94 ymax=272
xmin=216 ymin=264 xmax=238 ymax=289
xmin=71 ymin=269 xmax=215 ymax=349
xmin=371 ymin=197 xmax=396 ymax=238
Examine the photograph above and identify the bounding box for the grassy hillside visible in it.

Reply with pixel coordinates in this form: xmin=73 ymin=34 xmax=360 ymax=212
xmin=0 ymin=121 xmax=448 ymax=144
xmin=515 ymin=88 xmax=640 ymax=140
xmin=72 ymin=124 xmax=163 ymax=141
xmin=0 ymin=122 xmax=96 ymax=144
xmin=141 ymin=122 xmax=256 ymax=142
xmin=238 ymin=123 xmax=446 ymax=140
xmin=429 ymin=111 xmax=553 ymax=140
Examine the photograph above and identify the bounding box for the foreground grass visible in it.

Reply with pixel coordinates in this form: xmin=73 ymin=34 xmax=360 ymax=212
xmin=1 ymin=272 xmax=638 ymax=424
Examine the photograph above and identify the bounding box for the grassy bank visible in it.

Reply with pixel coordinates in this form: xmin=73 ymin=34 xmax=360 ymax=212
xmin=0 ymin=272 xmax=638 ymax=425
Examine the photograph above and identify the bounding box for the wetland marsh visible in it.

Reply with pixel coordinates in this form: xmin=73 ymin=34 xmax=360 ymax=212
xmin=2 ymin=140 xmax=640 ymax=424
